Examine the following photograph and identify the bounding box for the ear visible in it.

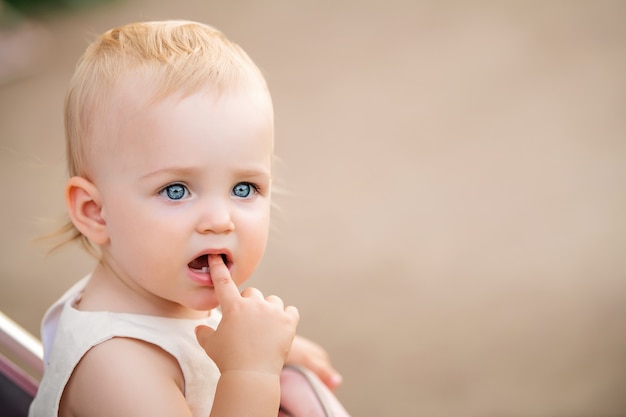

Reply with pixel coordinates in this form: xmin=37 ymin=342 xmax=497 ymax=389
xmin=65 ymin=176 xmax=109 ymax=245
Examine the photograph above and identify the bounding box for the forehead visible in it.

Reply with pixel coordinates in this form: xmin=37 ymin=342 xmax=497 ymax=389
xmin=88 ymin=75 xmax=274 ymax=178
xmin=105 ymin=70 xmax=272 ymax=132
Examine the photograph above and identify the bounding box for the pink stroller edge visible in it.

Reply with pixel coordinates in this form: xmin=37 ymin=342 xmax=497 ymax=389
xmin=0 ymin=311 xmax=44 ymax=417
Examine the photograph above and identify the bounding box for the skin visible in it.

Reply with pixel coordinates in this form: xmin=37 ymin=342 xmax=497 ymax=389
xmin=61 ymin=79 xmax=340 ymax=417
xmin=76 ymin=81 xmax=275 ymax=318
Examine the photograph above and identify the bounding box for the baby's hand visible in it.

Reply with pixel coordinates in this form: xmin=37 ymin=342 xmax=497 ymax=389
xmin=286 ymin=335 xmax=343 ymax=390
xmin=195 ymin=255 xmax=299 ymax=376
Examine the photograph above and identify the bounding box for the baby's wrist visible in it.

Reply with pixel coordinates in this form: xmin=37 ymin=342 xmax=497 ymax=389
xmin=219 ymin=369 xmax=281 ymax=391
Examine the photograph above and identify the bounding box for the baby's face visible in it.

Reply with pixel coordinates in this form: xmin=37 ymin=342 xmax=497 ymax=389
xmin=90 ymin=82 xmax=274 ymax=316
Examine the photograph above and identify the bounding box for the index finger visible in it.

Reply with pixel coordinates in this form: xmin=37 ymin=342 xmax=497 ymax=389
xmin=208 ymin=254 xmax=241 ymax=307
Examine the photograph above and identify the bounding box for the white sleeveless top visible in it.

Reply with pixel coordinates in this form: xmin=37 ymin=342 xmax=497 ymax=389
xmin=29 ymin=276 xmax=222 ymax=417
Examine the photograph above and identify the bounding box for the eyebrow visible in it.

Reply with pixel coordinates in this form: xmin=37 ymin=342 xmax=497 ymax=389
xmin=140 ymin=166 xmax=200 ymax=180
xmin=140 ymin=166 xmax=271 ymax=180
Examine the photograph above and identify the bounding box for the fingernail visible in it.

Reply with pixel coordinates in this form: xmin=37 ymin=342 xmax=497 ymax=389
xmin=330 ymin=373 xmax=343 ymax=387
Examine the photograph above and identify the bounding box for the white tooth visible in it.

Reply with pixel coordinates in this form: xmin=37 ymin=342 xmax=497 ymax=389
xmin=201 ymin=266 xmax=210 ymax=273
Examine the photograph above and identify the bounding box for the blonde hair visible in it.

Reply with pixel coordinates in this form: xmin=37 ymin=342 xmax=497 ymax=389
xmin=58 ymin=20 xmax=270 ymax=254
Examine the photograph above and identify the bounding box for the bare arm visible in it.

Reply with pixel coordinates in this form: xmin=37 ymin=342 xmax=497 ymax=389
xmin=60 ymin=337 xmax=192 ymax=417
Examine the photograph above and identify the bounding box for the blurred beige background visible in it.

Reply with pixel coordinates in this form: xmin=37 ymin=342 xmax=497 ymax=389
xmin=1 ymin=1 xmax=626 ymax=416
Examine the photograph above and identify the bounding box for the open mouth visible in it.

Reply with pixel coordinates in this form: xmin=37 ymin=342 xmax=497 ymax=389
xmin=188 ymin=254 xmax=228 ymax=273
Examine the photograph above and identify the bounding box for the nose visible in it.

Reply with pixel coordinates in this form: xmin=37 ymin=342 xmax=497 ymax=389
xmin=196 ymin=197 xmax=235 ymax=234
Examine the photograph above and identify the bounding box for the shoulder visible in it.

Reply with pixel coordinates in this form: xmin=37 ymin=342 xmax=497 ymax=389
xmin=59 ymin=337 xmax=192 ymax=417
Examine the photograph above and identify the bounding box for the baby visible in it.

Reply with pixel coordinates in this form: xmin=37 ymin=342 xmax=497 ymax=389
xmin=29 ymin=20 xmax=343 ymax=417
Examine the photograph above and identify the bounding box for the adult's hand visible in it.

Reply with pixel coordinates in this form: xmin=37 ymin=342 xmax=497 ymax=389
xmin=286 ymin=335 xmax=343 ymax=390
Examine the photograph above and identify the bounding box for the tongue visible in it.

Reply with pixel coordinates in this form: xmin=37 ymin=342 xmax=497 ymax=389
xmin=188 ymin=255 xmax=208 ymax=270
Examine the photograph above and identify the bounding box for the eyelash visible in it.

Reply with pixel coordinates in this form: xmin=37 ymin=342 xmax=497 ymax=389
xmin=232 ymin=182 xmax=260 ymax=198
xmin=158 ymin=182 xmax=261 ymax=201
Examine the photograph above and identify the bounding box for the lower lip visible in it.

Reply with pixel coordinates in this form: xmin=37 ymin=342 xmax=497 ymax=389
xmin=187 ymin=268 xmax=214 ymax=286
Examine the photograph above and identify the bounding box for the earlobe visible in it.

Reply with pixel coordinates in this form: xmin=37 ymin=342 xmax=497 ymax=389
xmin=66 ymin=176 xmax=109 ymax=245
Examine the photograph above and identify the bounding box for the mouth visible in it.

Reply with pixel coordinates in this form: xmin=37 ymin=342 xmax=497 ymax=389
xmin=188 ymin=253 xmax=229 ymax=273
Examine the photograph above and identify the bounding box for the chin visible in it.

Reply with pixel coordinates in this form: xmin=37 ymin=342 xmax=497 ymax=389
xmin=185 ymin=293 xmax=220 ymax=314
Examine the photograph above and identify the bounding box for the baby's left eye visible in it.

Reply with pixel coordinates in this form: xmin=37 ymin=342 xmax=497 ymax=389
xmin=232 ymin=182 xmax=255 ymax=198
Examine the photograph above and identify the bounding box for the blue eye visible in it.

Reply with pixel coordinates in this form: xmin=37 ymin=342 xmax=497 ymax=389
xmin=161 ymin=184 xmax=188 ymax=200
xmin=232 ymin=183 xmax=253 ymax=198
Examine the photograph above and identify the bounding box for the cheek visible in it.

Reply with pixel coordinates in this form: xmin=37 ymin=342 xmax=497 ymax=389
xmin=106 ymin=210 xmax=187 ymax=280
xmin=104 ymin=199 xmax=182 ymax=258
xmin=249 ymin=215 xmax=271 ymax=261
xmin=243 ymin=204 xmax=270 ymax=239
xmin=236 ymin=208 xmax=270 ymax=262
xmin=104 ymin=200 xmax=145 ymax=241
